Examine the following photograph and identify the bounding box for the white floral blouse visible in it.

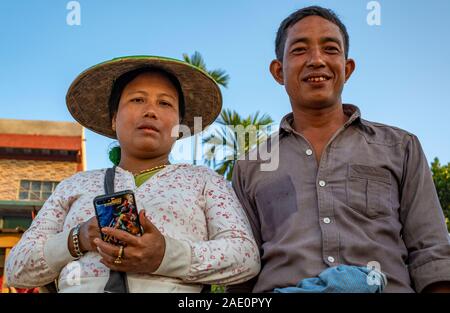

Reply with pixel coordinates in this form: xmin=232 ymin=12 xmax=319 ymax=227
xmin=5 ymin=164 xmax=260 ymax=292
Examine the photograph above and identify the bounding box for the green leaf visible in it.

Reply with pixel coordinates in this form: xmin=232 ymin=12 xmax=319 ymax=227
xmin=203 ymin=109 xmax=275 ymax=181
xmin=182 ymin=51 xmax=229 ymax=88
xmin=431 ymin=158 xmax=450 ymax=231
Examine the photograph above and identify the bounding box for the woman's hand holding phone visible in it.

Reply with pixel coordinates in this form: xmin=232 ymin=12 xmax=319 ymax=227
xmin=78 ymin=216 xmax=103 ymax=252
xmin=94 ymin=210 xmax=166 ymax=274
xmin=68 ymin=216 xmax=102 ymax=257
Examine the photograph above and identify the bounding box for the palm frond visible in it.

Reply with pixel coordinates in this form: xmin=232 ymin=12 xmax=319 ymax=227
xmin=182 ymin=51 xmax=228 ymax=88
xmin=202 ymin=109 xmax=275 ymax=180
xmin=208 ymin=69 xmax=229 ymax=88
xmin=182 ymin=51 xmax=207 ymax=71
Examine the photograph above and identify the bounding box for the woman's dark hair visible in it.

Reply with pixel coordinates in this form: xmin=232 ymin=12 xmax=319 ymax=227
xmin=275 ymin=6 xmax=350 ymax=61
xmin=108 ymin=67 xmax=186 ymax=166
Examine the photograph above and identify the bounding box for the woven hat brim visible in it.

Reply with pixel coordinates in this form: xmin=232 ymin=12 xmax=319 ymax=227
xmin=66 ymin=56 xmax=222 ymax=139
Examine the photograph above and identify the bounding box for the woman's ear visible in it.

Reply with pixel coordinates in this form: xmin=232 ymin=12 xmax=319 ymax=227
xmin=111 ymin=115 xmax=117 ymax=132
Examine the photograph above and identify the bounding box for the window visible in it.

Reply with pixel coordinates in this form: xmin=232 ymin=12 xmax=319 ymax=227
xmin=18 ymin=180 xmax=59 ymax=201
xmin=2 ymin=217 xmax=32 ymax=229
xmin=0 ymin=248 xmax=5 ymax=271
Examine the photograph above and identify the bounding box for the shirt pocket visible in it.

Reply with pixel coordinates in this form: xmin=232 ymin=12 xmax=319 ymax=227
xmin=346 ymin=164 xmax=392 ymax=218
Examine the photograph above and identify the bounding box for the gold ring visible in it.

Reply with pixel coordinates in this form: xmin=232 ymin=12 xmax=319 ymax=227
xmin=118 ymin=245 xmax=124 ymax=259
xmin=114 ymin=246 xmax=124 ymax=264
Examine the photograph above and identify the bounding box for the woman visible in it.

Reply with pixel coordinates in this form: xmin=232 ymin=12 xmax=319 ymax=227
xmin=5 ymin=56 xmax=260 ymax=292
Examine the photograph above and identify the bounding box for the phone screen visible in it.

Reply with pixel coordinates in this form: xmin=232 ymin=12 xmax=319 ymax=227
xmin=94 ymin=191 xmax=142 ymax=245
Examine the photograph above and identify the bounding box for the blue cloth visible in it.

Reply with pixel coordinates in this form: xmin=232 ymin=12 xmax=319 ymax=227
xmin=274 ymin=265 xmax=387 ymax=293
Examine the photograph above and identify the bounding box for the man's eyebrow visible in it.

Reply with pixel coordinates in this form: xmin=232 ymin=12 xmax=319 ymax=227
xmin=288 ymin=36 xmax=343 ymax=47
xmin=288 ymin=37 xmax=309 ymax=47
xmin=320 ymin=36 xmax=343 ymax=47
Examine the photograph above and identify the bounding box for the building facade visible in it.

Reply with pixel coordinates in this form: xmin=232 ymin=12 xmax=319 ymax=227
xmin=0 ymin=119 xmax=86 ymax=292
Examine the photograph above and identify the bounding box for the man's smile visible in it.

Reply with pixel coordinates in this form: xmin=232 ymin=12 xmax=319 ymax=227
xmin=302 ymin=72 xmax=333 ymax=85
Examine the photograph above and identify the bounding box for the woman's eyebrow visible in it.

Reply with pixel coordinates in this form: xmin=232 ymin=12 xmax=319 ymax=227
xmin=125 ymin=90 xmax=177 ymax=100
xmin=159 ymin=93 xmax=177 ymax=100
xmin=125 ymin=90 xmax=148 ymax=96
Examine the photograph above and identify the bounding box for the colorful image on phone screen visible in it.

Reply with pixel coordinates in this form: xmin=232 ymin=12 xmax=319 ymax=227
xmin=94 ymin=192 xmax=141 ymax=245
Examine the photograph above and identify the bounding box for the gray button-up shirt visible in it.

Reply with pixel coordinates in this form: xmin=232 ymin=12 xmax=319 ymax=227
xmin=231 ymin=104 xmax=450 ymax=293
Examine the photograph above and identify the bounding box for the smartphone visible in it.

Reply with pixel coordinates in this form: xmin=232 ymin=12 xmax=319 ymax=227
xmin=93 ymin=190 xmax=142 ymax=246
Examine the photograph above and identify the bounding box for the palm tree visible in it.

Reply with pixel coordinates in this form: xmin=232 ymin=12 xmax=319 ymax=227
xmin=182 ymin=52 xmax=274 ymax=178
xmin=182 ymin=52 xmax=273 ymax=293
xmin=182 ymin=51 xmax=230 ymax=88
xmin=203 ymin=109 xmax=274 ymax=181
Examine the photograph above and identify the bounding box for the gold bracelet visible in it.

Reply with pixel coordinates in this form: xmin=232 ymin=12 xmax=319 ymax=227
xmin=72 ymin=224 xmax=84 ymax=259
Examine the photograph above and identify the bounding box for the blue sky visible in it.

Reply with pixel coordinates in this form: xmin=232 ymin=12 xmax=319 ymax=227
xmin=1 ymin=0 xmax=449 ymax=170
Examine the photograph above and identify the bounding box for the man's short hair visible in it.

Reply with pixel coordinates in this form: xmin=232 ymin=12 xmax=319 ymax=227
xmin=275 ymin=6 xmax=350 ymax=61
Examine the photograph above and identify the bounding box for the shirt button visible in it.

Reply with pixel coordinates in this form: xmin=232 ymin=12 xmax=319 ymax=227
xmin=327 ymin=256 xmax=335 ymax=263
xmin=305 ymin=149 xmax=313 ymax=156
xmin=323 ymin=217 xmax=331 ymax=224
xmin=319 ymin=180 xmax=326 ymax=187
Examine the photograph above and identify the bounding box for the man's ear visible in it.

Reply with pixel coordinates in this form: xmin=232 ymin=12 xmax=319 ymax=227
xmin=344 ymin=58 xmax=356 ymax=83
xmin=270 ymin=59 xmax=285 ymax=85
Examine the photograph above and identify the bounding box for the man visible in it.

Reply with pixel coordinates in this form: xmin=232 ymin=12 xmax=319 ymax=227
xmin=230 ymin=6 xmax=450 ymax=293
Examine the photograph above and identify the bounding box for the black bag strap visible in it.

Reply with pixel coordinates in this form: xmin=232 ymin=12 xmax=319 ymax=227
xmin=102 ymin=166 xmax=209 ymax=292
xmin=103 ymin=166 xmax=129 ymax=293
xmin=104 ymin=166 xmax=116 ymax=194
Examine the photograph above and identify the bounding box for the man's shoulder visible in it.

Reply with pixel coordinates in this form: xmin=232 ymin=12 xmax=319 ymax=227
xmin=358 ymin=119 xmax=416 ymax=146
xmin=238 ymin=131 xmax=282 ymax=162
xmin=233 ymin=132 xmax=285 ymax=183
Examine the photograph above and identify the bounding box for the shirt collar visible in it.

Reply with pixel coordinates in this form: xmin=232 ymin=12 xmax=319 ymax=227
xmin=279 ymin=104 xmax=363 ymax=135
